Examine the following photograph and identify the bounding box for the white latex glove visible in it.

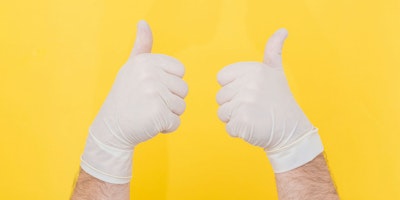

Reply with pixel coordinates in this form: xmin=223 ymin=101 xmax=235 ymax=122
xmin=216 ymin=29 xmax=323 ymax=173
xmin=81 ymin=21 xmax=188 ymax=184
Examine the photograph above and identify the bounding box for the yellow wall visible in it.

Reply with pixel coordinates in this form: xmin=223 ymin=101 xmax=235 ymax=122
xmin=1 ymin=0 xmax=399 ymax=199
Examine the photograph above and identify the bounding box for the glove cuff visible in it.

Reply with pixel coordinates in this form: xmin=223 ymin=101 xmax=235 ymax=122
xmin=81 ymin=132 xmax=133 ymax=184
xmin=266 ymin=128 xmax=324 ymax=173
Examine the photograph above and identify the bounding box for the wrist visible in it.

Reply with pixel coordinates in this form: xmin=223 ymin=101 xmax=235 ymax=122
xmin=266 ymin=128 xmax=324 ymax=173
xmin=81 ymin=131 xmax=133 ymax=184
xmin=274 ymin=153 xmax=339 ymax=199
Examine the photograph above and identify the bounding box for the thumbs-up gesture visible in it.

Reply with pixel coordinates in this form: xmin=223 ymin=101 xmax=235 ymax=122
xmin=81 ymin=21 xmax=188 ymax=184
xmin=216 ymin=29 xmax=323 ymax=173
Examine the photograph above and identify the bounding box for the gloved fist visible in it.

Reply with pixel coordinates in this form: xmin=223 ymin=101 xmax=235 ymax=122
xmin=216 ymin=29 xmax=323 ymax=173
xmin=81 ymin=21 xmax=188 ymax=184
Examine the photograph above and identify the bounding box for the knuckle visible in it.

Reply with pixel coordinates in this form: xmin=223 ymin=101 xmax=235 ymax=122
xmin=132 ymin=53 xmax=152 ymax=64
xmin=139 ymin=70 xmax=157 ymax=82
xmin=236 ymin=90 xmax=257 ymax=104
xmin=177 ymin=81 xmax=189 ymax=98
xmin=226 ymin=123 xmax=237 ymax=137
xmin=142 ymin=81 xmax=161 ymax=97
xmin=216 ymin=90 xmax=224 ymax=105
xmin=217 ymin=70 xmax=227 ymax=85
xmin=174 ymin=99 xmax=186 ymax=115
xmin=217 ymin=107 xmax=228 ymax=122
xmin=175 ymin=64 xmax=185 ymax=77
xmin=154 ymin=54 xmax=185 ymax=77
xmin=235 ymin=106 xmax=253 ymax=124
xmin=179 ymin=99 xmax=186 ymax=111
xmin=165 ymin=115 xmax=181 ymax=132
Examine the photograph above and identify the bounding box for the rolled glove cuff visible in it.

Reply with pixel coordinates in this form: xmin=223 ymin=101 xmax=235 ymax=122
xmin=81 ymin=132 xmax=133 ymax=184
xmin=266 ymin=128 xmax=324 ymax=173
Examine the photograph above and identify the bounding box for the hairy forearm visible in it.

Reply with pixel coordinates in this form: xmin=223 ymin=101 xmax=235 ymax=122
xmin=71 ymin=168 xmax=130 ymax=200
xmin=275 ymin=153 xmax=339 ymax=200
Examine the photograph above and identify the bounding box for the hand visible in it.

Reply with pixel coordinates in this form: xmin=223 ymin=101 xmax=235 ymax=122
xmin=216 ymin=29 xmax=323 ymax=173
xmin=81 ymin=21 xmax=188 ymax=184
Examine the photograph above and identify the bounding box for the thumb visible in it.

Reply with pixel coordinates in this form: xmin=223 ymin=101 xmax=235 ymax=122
xmin=130 ymin=20 xmax=153 ymax=58
xmin=263 ymin=28 xmax=288 ymax=68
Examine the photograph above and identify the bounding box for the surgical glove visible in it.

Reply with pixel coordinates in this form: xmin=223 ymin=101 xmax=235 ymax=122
xmin=216 ymin=29 xmax=323 ymax=173
xmin=81 ymin=21 xmax=188 ymax=184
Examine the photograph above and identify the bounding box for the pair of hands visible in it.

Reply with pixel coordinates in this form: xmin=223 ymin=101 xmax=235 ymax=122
xmin=81 ymin=21 xmax=323 ymax=184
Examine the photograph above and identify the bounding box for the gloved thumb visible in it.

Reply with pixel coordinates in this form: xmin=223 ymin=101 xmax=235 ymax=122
xmin=130 ymin=20 xmax=153 ymax=58
xmin=263 ymin=28 xmax=288 ymax=68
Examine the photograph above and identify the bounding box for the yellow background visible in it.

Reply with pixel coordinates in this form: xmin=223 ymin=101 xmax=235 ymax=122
xmin=1 ymin=0 xmax=399 ymax=199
